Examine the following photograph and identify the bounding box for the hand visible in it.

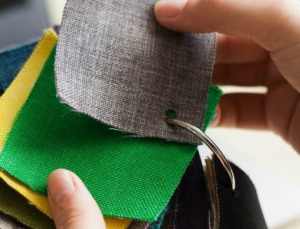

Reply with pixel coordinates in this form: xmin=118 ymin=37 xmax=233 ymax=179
xmin=47 ymin=169 xmax=106 ymax=229
xmin=154 ymin=0 xmax=300 ymax=152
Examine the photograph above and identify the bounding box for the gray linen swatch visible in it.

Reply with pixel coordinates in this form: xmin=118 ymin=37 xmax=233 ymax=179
xmin=56 ymin=0 xmax=216 ymax=145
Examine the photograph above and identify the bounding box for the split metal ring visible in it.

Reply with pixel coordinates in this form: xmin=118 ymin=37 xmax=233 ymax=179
xmin=166 ymin=118 xmax=236 ymax=191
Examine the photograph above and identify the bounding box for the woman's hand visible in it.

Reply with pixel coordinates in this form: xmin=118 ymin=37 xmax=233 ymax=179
xmin=47 ymin=169 xmax=106 ymax=229
xmin=155 ymin=0 xmax=300 ymax=152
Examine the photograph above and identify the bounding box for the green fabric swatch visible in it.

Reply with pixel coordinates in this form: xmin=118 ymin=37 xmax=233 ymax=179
xmin=0 ymin=180 xmax=55 ymax=229
xmin=0 ymin=47 xmax=221 ymax=221
xmin=204 ymin=84 xmax=222 ymax=130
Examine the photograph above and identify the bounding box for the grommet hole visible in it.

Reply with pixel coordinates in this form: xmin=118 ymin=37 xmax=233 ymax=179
xmin=165 ymin=109 xmax=177 ymax=119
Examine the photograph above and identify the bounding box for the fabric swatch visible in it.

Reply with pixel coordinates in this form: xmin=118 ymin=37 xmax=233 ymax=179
xmin=56 ymin=0 xmax=216 ymax=145
xmin=0 ymin=171 xmax=132 ymax=229
xmin=174 ymin=153 xmax=209 ymax=228
xmin=0 ymin=31 xmax=131 ymax=228
xmin=0 ymin=41 xmax=37 ymax=92
xmin=212 ymin=156 xmax=267 ymax=229
xmin=159 ymin=193 xmax=176 ymax=229
xmin=0 ymin=25 xmax=59 ymax=94
xmin=0 ymin=28 xmax=61 ymax=217
xmin=0 ymin=179 xmax=55 ymax=228
xmin=0 ymin=211 xmax=27 ymax=229
xmin=0 ymin=44 xmax=220 ymax=221
xmin=127 ymin=221 xmax=149 ymax=229
xmin=0 ymin=47 xmax=195 ymax=221
xmin=0 ymin=29 xmax=57 ymax=150
xmin=0 ymin=171 xmax=51 ymax=217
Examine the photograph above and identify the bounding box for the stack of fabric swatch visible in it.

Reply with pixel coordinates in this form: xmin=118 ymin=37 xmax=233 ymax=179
xmin=0 ymin=25 xmax=222 ymax=229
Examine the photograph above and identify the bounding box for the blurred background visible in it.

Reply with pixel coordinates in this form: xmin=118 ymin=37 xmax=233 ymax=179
xmin=1 ymin=0 xmax=300 ymax=228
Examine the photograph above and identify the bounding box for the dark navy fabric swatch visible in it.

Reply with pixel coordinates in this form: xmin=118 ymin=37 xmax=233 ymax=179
xmin=214 ymin=156 xmax=267 ymax=229
xmin=174 ymin=153 xmax=209 ymax=229
xmin=0 ymin=41 xmax=37 ymax=91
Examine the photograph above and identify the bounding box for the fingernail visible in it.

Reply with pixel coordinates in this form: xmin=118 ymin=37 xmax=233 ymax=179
xmin=155 ymin=0 xmax=187 ymax=19
xmin=49 ymin=170 xmax=75 ymax=203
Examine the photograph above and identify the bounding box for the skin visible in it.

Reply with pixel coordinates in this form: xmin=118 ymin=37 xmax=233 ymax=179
xmin=154 ymin=0 xmax=300 ymax=153
xmin=47 ymin=1 xmax=300 ymax=227
xmin=47 ymin=170 xmax=106 ymax=229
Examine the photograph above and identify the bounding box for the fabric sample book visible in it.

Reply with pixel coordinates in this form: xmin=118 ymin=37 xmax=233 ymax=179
xmin=0 ymin=45 xmax=220 ymax=221
xmin=0 ymin=29 xmax=131 ymax=229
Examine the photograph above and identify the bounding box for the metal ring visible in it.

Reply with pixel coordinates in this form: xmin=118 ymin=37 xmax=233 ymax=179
xmin=166 ymin=118 xmax=236 ymax=191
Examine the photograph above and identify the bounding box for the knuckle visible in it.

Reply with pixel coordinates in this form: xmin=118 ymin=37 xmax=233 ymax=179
xmin=258 ymin=1 xmax=300 ymax=50
xmin=58 ymin=210 xmax=86 ymax=229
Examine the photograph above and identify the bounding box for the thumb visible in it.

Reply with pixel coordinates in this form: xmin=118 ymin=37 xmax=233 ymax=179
xmin=47 ymin=169 xmax=106 ymax=229
xmin=154 ymin=0 xmax=300 ymax=91
xmin=154 ymin=0 xmax=300 ymax=50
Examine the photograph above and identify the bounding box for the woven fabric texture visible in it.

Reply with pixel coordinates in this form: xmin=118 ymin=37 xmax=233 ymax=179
xmin=56 ymin=0 xmax=216 ymax=145
xmin=0 ymin=171 xmax=131 ymax=229
xmin=127 ymin=221 xmax=149 ymax=229
xmin=213 ymin=156 xmax=267 ymax=228
xmin=0 ymin=47 xmax=195 ymax=221
xmin=0 ymin=29 xmax=57 ymax=150
xmin=0 ymin=45 xmax=220 ymax=221
xmin=0 ymin=211 xmax=27 ymax=229
xmin=0 ymin=34 xmax=131 ymax=228
xmin=160 ymin=189 xmax=177 ymax=229
xmin=0 ymin=180 xmax=55 ymax=228
xmin=0 ymin=171 xmax=51 ymax=217
xmin=0 ymin=41 xmax=37 ymax=91
xmin=174 ymin=153 xmax=209 ymax=228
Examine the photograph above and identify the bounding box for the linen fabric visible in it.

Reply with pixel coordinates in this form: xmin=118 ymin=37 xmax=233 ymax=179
xmin=160 ymin=190 xmax=177 ymax=229
xmin=0 ymin=29 xmax=57 ymax=150
xmin=0 ymin=29 xmax=61 ymax=217
xmin=0 ymin=211 xmax=27 ymax=229
xmin=0 ymin=171 xmax=131 ymax=229
xmin=127 ymin=221 xmax=149 ymax=229
xmin=0 ymin=32 xmax=131 ymax=228
xmin=0 ymin=47 xmax=194 ymax=221
xmin=213 ymin=157 xmax=267 ymax=229
xmin=174 ymin=153 xmax=209 ymax=228
xmin=56 ymin=0 xmax=216 ymax=145
xmin=0 ymin=170 xmax=51 ymax=217
xmin=0 ymin=44 xmax=221 ymax=221
xmin=0 ymin=179 xmax=55 ymax=228
xmin=0 ymin=41 xmax=37 ymax=91
xmin=159 ymin=153 xmax=209 ymax=229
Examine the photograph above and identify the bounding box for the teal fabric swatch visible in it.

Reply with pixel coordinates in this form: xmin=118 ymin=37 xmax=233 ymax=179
xmin=0 ymin=42 xmax=37 ymax=91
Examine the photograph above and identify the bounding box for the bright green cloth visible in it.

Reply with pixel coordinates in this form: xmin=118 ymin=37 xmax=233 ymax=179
xmin=0 ymin=47 xmax=221 ymax=221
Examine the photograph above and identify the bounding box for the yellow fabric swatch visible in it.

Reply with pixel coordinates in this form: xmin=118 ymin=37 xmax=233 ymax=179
xmin=0 ymin=170 xmax=51 ymax=216
xmin=0 ymin=171 xmax=131 ymax=229
xmin=0 ymin=29 xmax=131 ymax=229
xmin=0 ymin=29 xmax=57 ymax=150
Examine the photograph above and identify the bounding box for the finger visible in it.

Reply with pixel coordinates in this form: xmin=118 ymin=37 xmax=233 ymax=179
xmin=215 ymin=34 xmax=269 ymax=64
xmin=211 ymin=94 xmax=267 ymax=130
xmin=47 ymin=169 xmax=106 ymax=229
xmin=212 ymin=62 xmax=267 ymax=86
xmin=154 ymin=0 xmax=300 ymax=51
